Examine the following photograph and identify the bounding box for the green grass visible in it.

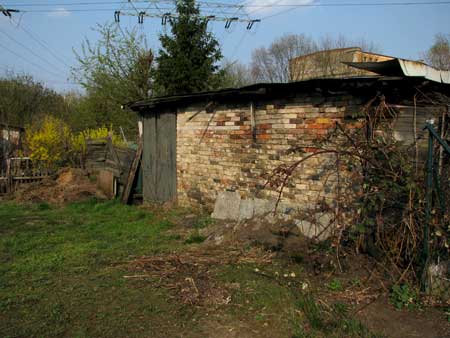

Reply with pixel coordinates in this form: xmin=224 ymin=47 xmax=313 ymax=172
xmin=0 ymin=199 xmax=193 ymax=338
xmin=184 ymin=233 xmax=207 ymax=244
xmin=215 ymin=264 xmax=383 ymax=338
xmin=0 ymin=199 xmax=384 ymax=338
xmin=293 ymin=296 xmax=384 ymax=338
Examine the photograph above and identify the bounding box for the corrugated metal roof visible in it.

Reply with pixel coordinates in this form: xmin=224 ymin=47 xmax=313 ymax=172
xmin=345 ymin=58 xmax=450 ymax=84
xmin=126 ymin=77 xmax=384 ymax=111
xmin=127 ymin=76 xmax=450 ymax=113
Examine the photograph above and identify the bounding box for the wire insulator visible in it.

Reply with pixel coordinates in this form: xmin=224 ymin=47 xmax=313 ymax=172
xmin=246 ymin=19 xmax=260 ymax=30
xmin=161 ymin=12 xmax=171 ymax=25
xmin=138 ymin=11 xmax=145 ymax=24
xmin=225 ymin=17 xmax=238 ymax=29
xmin=205 ymin=15 xmax=215 ymax=25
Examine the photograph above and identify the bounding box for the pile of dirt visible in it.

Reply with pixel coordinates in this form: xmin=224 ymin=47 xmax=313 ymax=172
xmin=12 ymin=167 xmax=106 ymax=205
xmin=200 ymin=217 xmax=311 ymax=256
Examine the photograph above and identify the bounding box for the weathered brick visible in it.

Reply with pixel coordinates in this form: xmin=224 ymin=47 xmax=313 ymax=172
xmin=175 ymin=98 xmax=361 ymax=211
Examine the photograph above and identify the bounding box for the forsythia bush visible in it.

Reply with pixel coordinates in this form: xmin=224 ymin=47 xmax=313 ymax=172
xmin=71 ymin=125 xmax=124 ymax=154
xmin=26 ymin=116 xmax=72 ymax=167
xmin=26 ymin=116 xmax=125 ymax=167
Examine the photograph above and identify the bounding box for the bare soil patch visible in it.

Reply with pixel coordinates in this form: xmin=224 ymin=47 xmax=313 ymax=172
xmin=159 ymin=215 xmax=450 ymax=338
xmin=358 ymin=299 xmax=450 ymax=338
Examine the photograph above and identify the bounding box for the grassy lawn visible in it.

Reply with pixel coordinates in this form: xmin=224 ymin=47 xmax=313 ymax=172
xmin=0 ymin=200 xmax=190 ymax=338
xmin=0 ymin=199 xmax=383 ymax=338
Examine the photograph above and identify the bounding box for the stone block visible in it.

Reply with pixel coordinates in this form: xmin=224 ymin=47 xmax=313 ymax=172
xmin=253 ymin=198 xmax=277 ymax=216
xmin=295 ymin=211 xmax=335 ymax=241
xmin=238 ymin=198 xmax=254 ymax=221
xmin=211 ymin=191 xmax=241 ymax=220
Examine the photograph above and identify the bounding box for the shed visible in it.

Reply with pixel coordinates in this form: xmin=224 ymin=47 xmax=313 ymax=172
xmin=127 ymin=76 xmax=449 ymax=216
xmin=0 ymin=124 xmax=24 ymax=175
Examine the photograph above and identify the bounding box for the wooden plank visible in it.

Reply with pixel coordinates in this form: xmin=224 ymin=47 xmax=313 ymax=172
xmin=107 ymin=137 xmax=123 ymax=173
xmin=142 ymin=111 xmax=177 ymax=203
xmin=392 ymin=107 xmax=438 ymax=144
xmin=12 ymin=176 xmax=50 ymax=180
xmin=156 ymin=112 xmax=177 ymax=202
xmin=143 ymin=115 xmax=157 ymax=201
xmin=121 ymin=139 xmax=142 ymax=204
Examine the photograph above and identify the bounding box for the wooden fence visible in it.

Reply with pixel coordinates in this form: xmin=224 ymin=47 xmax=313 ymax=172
xmin=0 ymin=157 xmax=51 ymax=194
xmin=85 ymin=137 xmax=137 ymax=199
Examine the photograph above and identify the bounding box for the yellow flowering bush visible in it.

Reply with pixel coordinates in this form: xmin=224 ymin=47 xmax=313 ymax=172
xmin=26 ymin=116 xmax=72 ymax=168
xmin=26 ymin=117 xmax=125 ymax=168
xmin=71 ymin=126 xmax=125 ymax=154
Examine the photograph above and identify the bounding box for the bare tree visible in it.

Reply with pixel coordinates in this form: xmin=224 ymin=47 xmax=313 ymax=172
xmin=251 ymin=34 xmax=382 ymax=83
xmin=251 ymin=34 xmax=316 ymax=83
xmin=423 ymin=33 xmax=450 ymax=70
xmin=219 ymin=59 xmax=253 ymax=88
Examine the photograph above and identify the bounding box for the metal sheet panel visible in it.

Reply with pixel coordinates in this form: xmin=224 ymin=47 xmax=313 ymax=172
xmin=346 ymin=59 xmax=450 ymax=84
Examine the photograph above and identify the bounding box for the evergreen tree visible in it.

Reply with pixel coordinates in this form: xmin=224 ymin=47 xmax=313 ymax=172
xmin=154 ymin=0 xmax=222 ymax=96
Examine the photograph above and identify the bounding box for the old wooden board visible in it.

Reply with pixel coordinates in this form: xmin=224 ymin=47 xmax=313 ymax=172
xmin=121 ymin=139 xmax=142 ymax=204
xmin=142 ymin=111 xmax=177 ymax=203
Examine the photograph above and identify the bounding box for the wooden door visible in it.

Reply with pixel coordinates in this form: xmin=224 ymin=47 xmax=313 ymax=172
xmin=142 ymin=111 xmax=177 ymax=202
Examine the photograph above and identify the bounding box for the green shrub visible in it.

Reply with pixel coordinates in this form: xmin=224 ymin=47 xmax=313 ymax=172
xmin=389 ymin=284 xmax=418 ymax=310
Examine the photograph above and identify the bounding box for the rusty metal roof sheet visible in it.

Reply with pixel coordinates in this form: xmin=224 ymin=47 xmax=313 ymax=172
xmin=345 ymin=58 xmax=450 ymax=84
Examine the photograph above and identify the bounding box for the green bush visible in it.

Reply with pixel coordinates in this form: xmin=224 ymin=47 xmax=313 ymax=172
xmin=389 ymin=284 xmax=418 ymax=310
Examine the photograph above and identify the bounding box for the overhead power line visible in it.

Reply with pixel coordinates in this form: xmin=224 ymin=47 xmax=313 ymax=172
xmin=16 ymin=23 xmax=72 ymax=69
xmin=114 ymin=10 xmax=260 ymax=27
xmin=2 ymin=1 xmax=245 ymax=9
xmin=5 ymin=0 xmax=450 ymax=8
xmin=0 ymin=40 xmax=62 ymax=78
xmin=3 ymin=1 xmax=450 ymax=30
xmin=0 ymin=28 xmax=68 ymax=75
xmin=261 ymin=1 xmax=450 ymax=19
xmin=9 ymin=7 xmax=244 ymax=16
xmin=5 ymin=1 xmax=450 ymax=22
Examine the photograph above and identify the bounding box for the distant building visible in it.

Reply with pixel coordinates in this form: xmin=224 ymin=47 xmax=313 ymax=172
xmin=0 ymin=124 xmax=24 ymax=174
xmin=289 ymin=47 xmax=394 ymax=81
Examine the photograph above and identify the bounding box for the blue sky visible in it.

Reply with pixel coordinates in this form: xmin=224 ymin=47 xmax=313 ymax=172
xmin=0 ymin=0 xmax=449 ymax=93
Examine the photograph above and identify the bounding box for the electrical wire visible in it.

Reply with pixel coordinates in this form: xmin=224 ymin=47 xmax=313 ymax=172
xmin=0 ymin=28 xmax=68 ymax=75
xmin=5 ymin=0 xmax=450 ymax=9
xmin=14 ymin=22 xmax=72 ymax=69
xmin=262 ymin=1 xmax=450 ymax=20
xmin=0 ymin=40 xmax=63 ymax=78
xmin=7 ymin=1 xmax=448 ymax=21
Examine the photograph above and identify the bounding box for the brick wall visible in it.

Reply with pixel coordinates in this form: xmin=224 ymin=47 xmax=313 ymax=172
xmin=176 ymin=93 xmax=365 ymax=214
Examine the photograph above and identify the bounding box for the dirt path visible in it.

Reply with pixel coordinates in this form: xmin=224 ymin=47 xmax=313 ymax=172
xmin=358 ymin=299 xmax=450 ymax=338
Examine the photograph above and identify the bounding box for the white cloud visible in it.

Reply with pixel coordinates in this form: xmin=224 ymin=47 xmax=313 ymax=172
xmin=48 ymin=7 xmax=71 ymax=18
xmin=246 ymin=0 xmax=317 ymax=15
